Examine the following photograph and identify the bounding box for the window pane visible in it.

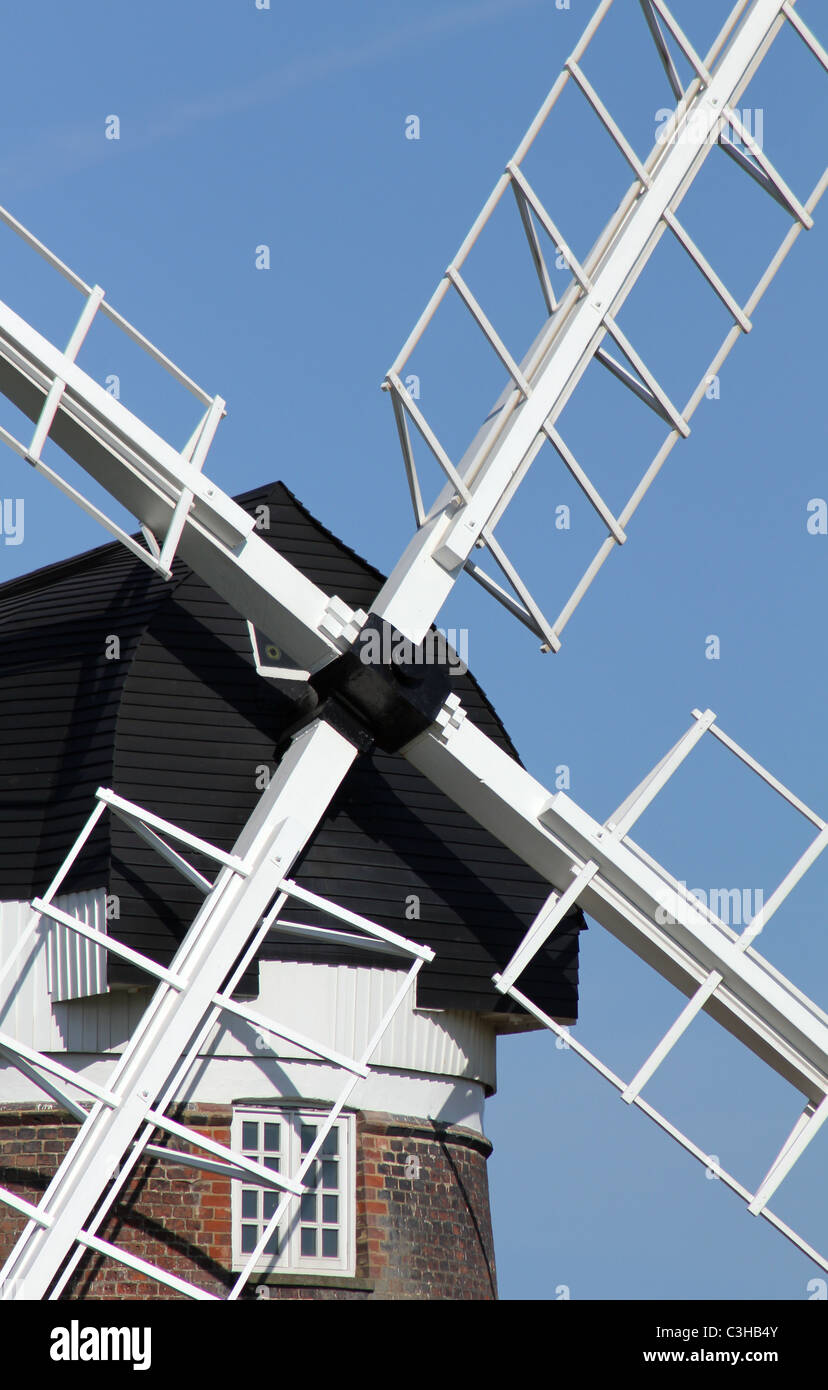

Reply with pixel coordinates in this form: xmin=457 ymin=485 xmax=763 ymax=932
xmin=236 ymin=1110 xmax=351 ymax=1274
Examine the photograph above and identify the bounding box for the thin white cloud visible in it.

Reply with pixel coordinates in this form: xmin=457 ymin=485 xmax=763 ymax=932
xmin=0 ymin=0 xmax=545 ymax=193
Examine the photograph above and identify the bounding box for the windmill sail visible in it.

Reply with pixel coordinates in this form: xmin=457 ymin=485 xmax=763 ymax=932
xmin=0 ymin=0 xmax=827 ymax=1297
xmin=375 ymin=0 xmax=828 ymax=650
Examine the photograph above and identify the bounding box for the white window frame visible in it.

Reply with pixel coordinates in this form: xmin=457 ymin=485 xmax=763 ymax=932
xmin=230 ymin=1105 xmax=356 ymax=1278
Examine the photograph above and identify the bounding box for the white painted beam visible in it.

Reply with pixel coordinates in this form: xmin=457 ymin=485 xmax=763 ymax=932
xmin=404 ymin=713 xmax=828 ymax=1101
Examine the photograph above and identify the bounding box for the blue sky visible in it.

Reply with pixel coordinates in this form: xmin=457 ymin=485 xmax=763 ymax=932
xmin=0 ymin=0 xmax=825 ymax=1300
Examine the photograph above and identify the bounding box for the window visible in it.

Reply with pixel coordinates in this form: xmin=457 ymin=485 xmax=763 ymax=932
xmin=231 ymin=1107 xmax=355 ymax=1276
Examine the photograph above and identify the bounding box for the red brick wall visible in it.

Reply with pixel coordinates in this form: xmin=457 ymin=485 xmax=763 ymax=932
xmin=0 ymin=1104 xmax=233 ymax=1299
xmin=355 ymin=1112 xmax=497 ymax=1300
xmin=0 ymin=1104 xmax=496 ymax=1300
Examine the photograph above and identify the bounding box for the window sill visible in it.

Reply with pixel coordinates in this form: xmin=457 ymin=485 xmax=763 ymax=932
xmin=250 ymin=1273 xmax=374 ymax=1293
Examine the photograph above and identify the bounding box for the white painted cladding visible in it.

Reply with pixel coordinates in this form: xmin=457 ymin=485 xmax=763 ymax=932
xmin=0 ymin=895 xmax=144 ymax=1054
xmin=0 ymin=900 xmax=497 ymax=1094
xmin=46 ymin=890 xmax=109 ymax=1002
xmin=206 ymin=961 xmax=497 ymax=1091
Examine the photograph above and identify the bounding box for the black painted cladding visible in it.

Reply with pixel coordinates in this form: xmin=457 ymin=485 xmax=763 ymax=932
xmin=0 ymin=543 xmax=171 ymax=898
xmin=0 ymin=482 xmax=581 ymax=1017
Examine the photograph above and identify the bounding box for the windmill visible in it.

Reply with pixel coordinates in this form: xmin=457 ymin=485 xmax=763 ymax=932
xmin=0 ymin=0 xmax=826 ymax=1300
